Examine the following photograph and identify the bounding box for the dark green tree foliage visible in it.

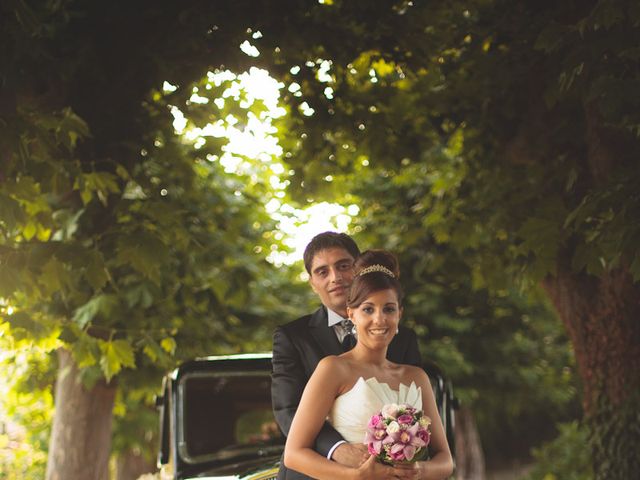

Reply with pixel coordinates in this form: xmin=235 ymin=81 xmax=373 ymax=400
xmin=241 ymin=0 xmax=640 ymax=477
xmin=1 ymin=0 xmax=289 ymax=379
xmin=350 ymin=171 xmax=580 ymax=465
xmin=2 ymin=1 xmax=639 ymax=478
xmin=525 ymin=421 xmax=593 ymax=480
xmin=0 ymin=1 xmax=307 ymax=477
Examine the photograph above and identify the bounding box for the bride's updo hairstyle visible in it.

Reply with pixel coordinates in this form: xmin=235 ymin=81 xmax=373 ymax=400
xmin=347 ymin=250 xmax=403 ymax=309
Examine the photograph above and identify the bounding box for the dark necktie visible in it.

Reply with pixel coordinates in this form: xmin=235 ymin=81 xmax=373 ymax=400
xmin=341 ymin=319 xmax=356 ymax=351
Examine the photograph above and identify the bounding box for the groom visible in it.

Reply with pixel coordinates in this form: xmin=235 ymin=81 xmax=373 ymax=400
xmin=271 ymin=231 xmax=422 ymax=479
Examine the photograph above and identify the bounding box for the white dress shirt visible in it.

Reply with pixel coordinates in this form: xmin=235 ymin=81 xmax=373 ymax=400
xmin=327 ymin=308 xmax=353 ymax=343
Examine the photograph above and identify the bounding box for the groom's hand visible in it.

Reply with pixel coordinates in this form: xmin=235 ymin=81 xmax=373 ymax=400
xmin=331 ymin=443 xmax=368 ymax=467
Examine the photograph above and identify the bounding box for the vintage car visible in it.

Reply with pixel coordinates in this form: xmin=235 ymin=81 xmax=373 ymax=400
xmin=156 ymin=353 xmax=456 ymax=480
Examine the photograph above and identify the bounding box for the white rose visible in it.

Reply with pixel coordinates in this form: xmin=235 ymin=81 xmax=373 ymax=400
xmin=386 ymin=421 xmax=400 ymax=434
xmin=382 ymin=403 xmax=399 ymax=419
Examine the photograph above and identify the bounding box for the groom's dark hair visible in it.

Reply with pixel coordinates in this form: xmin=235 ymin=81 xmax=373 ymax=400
xmin=303 ymin=231 xmax=360 ymax=274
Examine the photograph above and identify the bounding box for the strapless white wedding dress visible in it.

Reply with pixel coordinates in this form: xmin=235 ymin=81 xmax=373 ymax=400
xmin=328 ymin=377 xmax=423 ymax=442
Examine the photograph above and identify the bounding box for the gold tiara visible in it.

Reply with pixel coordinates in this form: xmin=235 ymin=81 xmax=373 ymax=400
xmin=357 ymin=264 xmax=395 ymax=278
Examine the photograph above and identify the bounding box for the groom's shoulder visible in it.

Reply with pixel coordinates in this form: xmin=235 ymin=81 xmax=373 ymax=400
xmin=276 ymin=307 xmax=326 ymax=336
xmin=279 ymin=314 xmax=312 ymax=333
xmin=277 ymin=306 xmax=323 ymax=334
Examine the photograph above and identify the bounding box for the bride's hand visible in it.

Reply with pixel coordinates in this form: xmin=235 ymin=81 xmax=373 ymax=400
xmin=391 ymin=461 xmax=423 ymax=479
xmin=356 ymin=455 xmax=417 ymax=480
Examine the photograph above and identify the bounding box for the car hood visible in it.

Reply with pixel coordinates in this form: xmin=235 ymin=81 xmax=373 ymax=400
xmin=182 ymin=454 xmax=280 ymax=480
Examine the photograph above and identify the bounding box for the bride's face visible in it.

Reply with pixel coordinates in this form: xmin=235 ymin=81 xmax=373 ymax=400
xmin=348 ymin=289 xmax=401 ymax=349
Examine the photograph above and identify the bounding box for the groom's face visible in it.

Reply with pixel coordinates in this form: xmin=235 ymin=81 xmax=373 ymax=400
xmin=308 ymin=247 xmax=356 ymax=317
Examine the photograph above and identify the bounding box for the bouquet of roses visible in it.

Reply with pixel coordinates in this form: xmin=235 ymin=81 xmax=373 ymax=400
xmin=364 ymin=403 xmax=431 ymax=464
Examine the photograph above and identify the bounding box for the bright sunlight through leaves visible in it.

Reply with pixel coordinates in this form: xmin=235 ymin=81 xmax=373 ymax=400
xmin=167 ymin=67 xmax=358 ymax=267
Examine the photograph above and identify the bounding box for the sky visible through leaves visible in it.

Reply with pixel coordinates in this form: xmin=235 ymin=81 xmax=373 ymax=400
xmin=167 ymin=66 xmax=359 ymax=269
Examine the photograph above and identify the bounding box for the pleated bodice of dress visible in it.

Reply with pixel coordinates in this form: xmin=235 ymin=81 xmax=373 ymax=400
xmin=328 ymin=376 xmax=423 ymax=443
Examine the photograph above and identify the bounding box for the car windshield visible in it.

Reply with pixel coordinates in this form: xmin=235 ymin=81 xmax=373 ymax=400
xmin=179 ymin=371 xmax=284 ymax=463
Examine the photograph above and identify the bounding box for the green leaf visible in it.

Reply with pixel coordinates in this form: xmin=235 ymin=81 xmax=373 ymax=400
xmin=115 ymin=164 xmax=130 ymax=180
xmin=73 ymin=335 xmax=99 ymax=368
xmin=112 ymin=339 xmax=136 ymax=368
xmin=99 ymin=342 xmax=120 ymax=381
xmin=58 ymin=107 xmax=91 ymax=149
xmin=79 ymin=187 xmax=92 ymax=205
xmin=22 ymin=221 xmax=37 ymax=240
xmin=84 ymin=250 xmax=108 ymax=291
xmin=99 ymin=339 xmax=136 ymax=381
xmin=517 ymin=217 xmax=561 ymax=264
xmin=160 ymin=337 xmax=176 ymax=355
xmin=51 ymin=208 xmax=84 ymax=240
xmin=124 ymin=282 xmax=156 ymax=308
xmin=74 ymin=172 xmax=120 ymax=206
xmin=0 ymin=266 xmax=19 ymax=297
xmin=72 ymin=294 xmax=119 ymax=328
xmin=0 ymin=193 xmax=26 ymax=229
xmin=40 ymin=257 xmax=73 ymax=296
xmin=142 ymin=336 xmax=174 ymax=364
xmin=142 ymin=341 xmax=160 ymax=362
xmin=116 ymin=232 xmax=169 ymax=283
xmin=58 ymin=326 xmax=79 ymax=344
xmin=6 ymin=312 xmax=44 ymax=335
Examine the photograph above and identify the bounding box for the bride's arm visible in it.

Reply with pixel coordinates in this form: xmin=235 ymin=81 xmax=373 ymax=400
xmin=283 ymin=356 xmax=362 ymax=479
xmin=404 ymin=370 xmax=454 ymax=479
xmin=284 ymin=357 xmax=402 ymax=480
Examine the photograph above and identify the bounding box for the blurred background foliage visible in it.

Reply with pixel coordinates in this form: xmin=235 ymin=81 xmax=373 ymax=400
xmin=3 ymin=0 xmax=639 ymax=478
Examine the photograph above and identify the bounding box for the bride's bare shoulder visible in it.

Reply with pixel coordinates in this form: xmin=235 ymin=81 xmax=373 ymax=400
xmin=315 ymin=355 xmax=351 ymax=377
xmin=401 ymin=364 xmax=431 ymax=388
xmin=309 ymin=356 xmax=354 ymax=394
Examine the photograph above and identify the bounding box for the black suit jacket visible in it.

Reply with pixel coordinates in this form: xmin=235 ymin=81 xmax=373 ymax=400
xmin=271 ymin=306 xmax=422 ymax=480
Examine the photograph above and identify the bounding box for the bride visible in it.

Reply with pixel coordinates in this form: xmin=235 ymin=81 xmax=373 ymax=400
xmin=284 ymin=250 xmax=454 ymax=479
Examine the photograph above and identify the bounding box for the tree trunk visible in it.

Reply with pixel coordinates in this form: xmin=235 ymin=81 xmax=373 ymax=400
xmin=46 ymin=348 xmax=117 ymax=480
xmin=116 ymin=449 xmax=156 ymax=480
xmin=542 ymin=266 xmax=640 ymax=479
xmin=453 ymin=406 xmax=486 ymax=480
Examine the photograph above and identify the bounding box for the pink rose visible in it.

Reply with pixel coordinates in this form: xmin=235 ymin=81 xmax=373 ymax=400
xmin=400 ymin=405 xmax=416 ymax=414
xmin=397 ymin=414 xmax=414 ymax=425
xmin=389 ymin=449 xmax=406 ymax=462
xmin=367 ymin=414 xmax=383 ymax=429
xmin=416 ymin=429 xmax=431 ymax=445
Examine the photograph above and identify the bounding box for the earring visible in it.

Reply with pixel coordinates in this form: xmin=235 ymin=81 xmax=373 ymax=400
xmin=396 ymin=328 xmax=399 ymax=334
